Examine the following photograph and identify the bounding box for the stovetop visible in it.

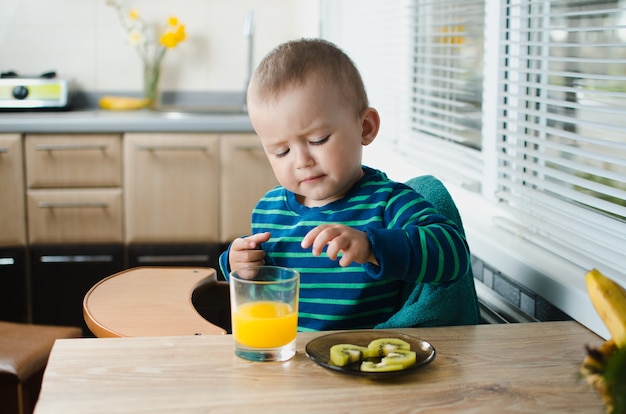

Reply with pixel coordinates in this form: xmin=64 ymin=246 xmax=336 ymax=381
xmin=0 ymin=70 xmax=70 ymax=110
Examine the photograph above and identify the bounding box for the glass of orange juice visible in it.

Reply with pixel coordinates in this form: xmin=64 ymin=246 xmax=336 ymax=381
xmin=229 ymin=266 xmax=299 ymax=362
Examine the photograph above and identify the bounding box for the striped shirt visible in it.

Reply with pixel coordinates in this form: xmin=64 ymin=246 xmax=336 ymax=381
xmin=220 ymin=166 xmax=471 ymax=331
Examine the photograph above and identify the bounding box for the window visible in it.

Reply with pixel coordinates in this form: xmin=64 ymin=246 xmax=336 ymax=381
xmin=322 ymin=0 xmax=626 ymax=281
xmin=322 ymin=0 xmax=485 ymax=187
xmin=495 ymin=0 xmax=626 ymax=279
xmin=407 ymin=0 xmax=486 ymax=191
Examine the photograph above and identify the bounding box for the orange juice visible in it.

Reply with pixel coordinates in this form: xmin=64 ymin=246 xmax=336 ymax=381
xmin=233 ymin=301 xmax=297 ymax=348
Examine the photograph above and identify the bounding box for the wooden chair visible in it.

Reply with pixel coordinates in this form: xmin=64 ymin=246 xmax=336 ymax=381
xmin=83 ymin=267 xmax=229 ymax=337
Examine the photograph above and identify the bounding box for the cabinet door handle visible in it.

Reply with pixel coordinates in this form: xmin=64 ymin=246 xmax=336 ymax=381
xmin=40 ymin=254 xmax=114 ymax=263
xmin=37 ymin=201 xmax=109 ymax=208
xmin=36 ymin=144 xmax=109 ymax=151
xmin=0 ymin=147 xmax=8 ymax=154
xmin=235 ymin=145 xmax=264 ymax=152
xmin=137 ymin=145 xmax=210 ymax=151
xmin=137 ymin=254 xmax=210 ymax=264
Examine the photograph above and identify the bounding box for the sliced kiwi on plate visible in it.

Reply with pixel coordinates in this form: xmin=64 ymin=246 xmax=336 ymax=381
xmin=329 ymin=344 xmax=371 ymax=367
xmin=360 ymin=347 xmax=417 ymax=372
xmin=367 ymin=338 xmax=411 ymax=358
xmin=360 ymin=360 xmax=405 ymax=372
xmin=329 ymin=337 xmax=416 ymax=372
xmin=306 ymin=331 xmax=436 ymax=377
xmin=380 ymin=349 xmax=417 ymax=369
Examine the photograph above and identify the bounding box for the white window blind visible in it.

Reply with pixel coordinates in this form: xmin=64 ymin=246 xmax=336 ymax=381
xmin=495 ymin=0 xmax=626 ymax=278
xmin=322 ymin=0 xmax=485 ymax=190
xmin=322 ymin=0 xmax=626 ymax=281
xmin=403 ymin=0 xmax=485 ymax=190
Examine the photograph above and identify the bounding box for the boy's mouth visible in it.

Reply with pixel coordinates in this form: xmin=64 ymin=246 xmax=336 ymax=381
xmin=301 ymin=174 xmax=325 ymax=184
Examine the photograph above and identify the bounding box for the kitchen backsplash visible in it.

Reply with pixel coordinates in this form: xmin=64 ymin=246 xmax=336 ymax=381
xmin=0 ymin=0 xmax=319 ymax=94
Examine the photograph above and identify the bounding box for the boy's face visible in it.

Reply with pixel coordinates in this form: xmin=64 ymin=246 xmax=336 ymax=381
xmin=248 ymin=77 xmax=379 ymax=208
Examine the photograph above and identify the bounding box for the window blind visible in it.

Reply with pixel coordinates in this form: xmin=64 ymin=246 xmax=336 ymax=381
xmin=404 ymin=0 xmax=485 ymax=190
xmin=495 ymin=0 xmax=626 ymax=278
xmin=409 ymin=0 xmax=485 ymax=149
xmin=322 ymin=0 xmax=626 ymax=280
xmin=322 ymin=0 xmax=485 ymax=190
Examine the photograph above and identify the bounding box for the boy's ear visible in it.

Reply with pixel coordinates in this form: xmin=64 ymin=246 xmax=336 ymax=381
xmin=360 ymin=107 xmax=380 ymax=146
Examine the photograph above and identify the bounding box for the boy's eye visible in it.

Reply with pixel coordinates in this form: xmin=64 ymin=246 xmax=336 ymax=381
xmin=275 ymin=148 xmax=290 ymax=158
xmin=311 ymin=135 xmax=330 ymax=145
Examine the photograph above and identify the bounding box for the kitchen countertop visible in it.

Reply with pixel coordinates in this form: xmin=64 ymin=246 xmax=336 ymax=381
xmin=0 ymin=108 xmax=253 ymax=133
xmin=0 ymin=91 xmax=254 ymax=133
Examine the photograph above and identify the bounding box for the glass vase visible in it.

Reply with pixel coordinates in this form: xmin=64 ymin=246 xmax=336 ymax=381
xmin=143 ymin=60 xmax=162 ymax=110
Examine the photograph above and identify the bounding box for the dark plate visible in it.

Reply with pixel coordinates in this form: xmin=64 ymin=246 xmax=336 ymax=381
xmin=305 ymin=330 xmax=436 ymax=378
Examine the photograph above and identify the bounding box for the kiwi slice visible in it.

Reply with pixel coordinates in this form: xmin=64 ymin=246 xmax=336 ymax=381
xmin=381 ymin=349 xmax=417 ymax=369
xmin=360 ymin=360 xmax=405 ymax=372
xmin=329 ymin=344 xmax=371 ymax=367
xmin=367 ymin=337 xmax=411 ymax=357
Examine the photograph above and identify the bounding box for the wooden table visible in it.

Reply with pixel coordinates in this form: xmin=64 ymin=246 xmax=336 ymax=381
xmin=34 ymin=321 xmax=605 ymax=413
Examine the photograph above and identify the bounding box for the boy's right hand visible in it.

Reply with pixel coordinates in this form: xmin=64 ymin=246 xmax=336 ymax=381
xmin=228 ymin=232 xmax=271 ymax=272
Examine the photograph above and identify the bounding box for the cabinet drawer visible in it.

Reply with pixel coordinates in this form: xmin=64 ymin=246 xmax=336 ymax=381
xmin=25 ymin=134 xmax=122 ymax=188
xmin=0 ymin=134 xmax=26 ymax=246
xmin=27 ymin=189 xmax=123 ymax=244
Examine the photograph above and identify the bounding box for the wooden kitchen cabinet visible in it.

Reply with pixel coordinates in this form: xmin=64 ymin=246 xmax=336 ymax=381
xmin=0 ymin=134 xmax=27 ymax=247
xmin=219 ymin=134 xmax=278 ymax=242
xmin=124 ymin=133 xmax=220 ymax=243
xmin=15 ymin=130 xmax=277 ymax=328
xmin=24 ymin=133 xmax=124 ymax=331
xmin=0 ymin=134 xmax=28 ymax=322
xmin=24 ymin=134 xmax=124 ymax=244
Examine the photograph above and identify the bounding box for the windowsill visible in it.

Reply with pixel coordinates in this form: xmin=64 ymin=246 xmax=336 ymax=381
xmin=363 ymin=145 xmax=609 ymax=340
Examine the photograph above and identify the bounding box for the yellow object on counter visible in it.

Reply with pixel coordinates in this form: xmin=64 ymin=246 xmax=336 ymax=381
xmin=582 ymin=268 xmax=626 ymax=414
xmin=586 ymin=268 xmax=626 ymax=348
xmin=99 ymin=96 xmax=150 ymax=110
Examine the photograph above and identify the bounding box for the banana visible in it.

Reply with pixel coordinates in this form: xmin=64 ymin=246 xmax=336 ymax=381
xmin=99 ymin=96 xmax=150 ymax=110
xmin=585 ymin=268 xmax=626 ymax=348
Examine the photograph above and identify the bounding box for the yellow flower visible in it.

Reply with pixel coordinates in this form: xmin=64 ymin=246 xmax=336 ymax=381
xmin=128 ymin=28 xmax=144 ymax=45
xmin=107 ymin=1 xmax=186 ymax=61
xmin=160 ymin=25 xmax=185 ymax=48
xmin=128 ymin=8 xmax=139 ymax=21
xmin=160 ymin=16 xmax=186 ymax=48
xmin=175 ymin=24 xmax=186 ymax=43
xmin=160 ymin=32 xmax=176 ymax=48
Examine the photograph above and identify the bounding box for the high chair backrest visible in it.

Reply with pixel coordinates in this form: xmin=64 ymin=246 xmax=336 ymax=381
xmin=375 ymin=175 xmax=480 ymax=328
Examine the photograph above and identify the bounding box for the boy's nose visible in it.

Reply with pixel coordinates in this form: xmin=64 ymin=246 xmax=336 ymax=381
xmin=295 ymin=148 xmax=315 ymax=168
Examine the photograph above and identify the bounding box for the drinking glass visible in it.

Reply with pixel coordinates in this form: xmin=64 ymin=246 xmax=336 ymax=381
xmin=229 ymin=266 xmax=299 ymax=362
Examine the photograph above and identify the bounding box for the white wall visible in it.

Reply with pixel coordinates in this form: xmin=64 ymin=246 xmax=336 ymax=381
xmin=0 ymin=0 xmax=319 ymax=93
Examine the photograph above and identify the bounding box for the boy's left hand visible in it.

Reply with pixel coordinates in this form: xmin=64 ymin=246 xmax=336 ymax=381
xmin=301 ymin=224 xmax=378 ymax=267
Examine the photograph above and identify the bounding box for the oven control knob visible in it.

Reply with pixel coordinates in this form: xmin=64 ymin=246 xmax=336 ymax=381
xmin=12 ymin=85 xmax=29 ymax=100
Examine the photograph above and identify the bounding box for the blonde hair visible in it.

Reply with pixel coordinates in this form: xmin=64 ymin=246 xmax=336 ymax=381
xmin=247 ymin=38 xmax=369 ymax=115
